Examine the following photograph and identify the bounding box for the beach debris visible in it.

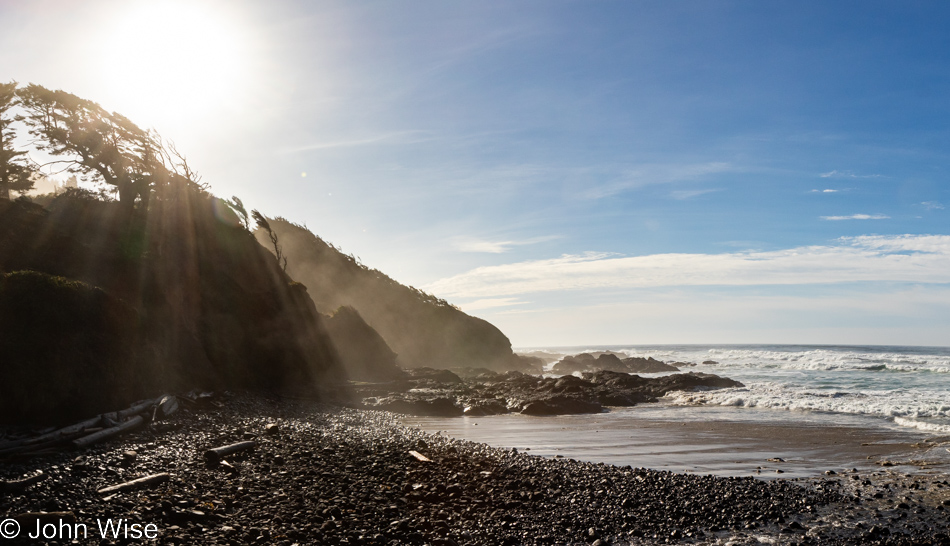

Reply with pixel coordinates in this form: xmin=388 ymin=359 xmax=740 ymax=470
xmin=0 ymin=394 xmax=180 ymax=459
xmin=0 ymin=471 xmax=48 ymax=492
xmin=767 ymin=458 xmax=786 ymax=463
xmin=71 ymin=415 xmax=144 ymax=450
xmin=159 ymin=394 xmax=179 ymax=417
xmin=97 ymin=473 xmax=171 ymax=495
xmin=10 ymin=511 xmax=76 ymax=529
xmin=204 ymin=441 xmax=257 ymax=467
xmin=408 ymin=450 xmax=432 ymax=462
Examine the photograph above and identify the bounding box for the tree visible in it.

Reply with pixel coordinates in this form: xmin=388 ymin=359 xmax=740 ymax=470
xmin=16 ymin=84 xmax=161 ymax=214
xmin=226 ymin=195 xmax=251 ymax=230
xmin=252 ymin=210 xmax=288 ymax=271
xmin=0 ymin=82 xmax=37 ymax=200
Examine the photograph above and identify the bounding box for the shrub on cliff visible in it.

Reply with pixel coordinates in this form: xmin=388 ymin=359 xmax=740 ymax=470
xmin=0 ymin=271 xmax=145 ymax=422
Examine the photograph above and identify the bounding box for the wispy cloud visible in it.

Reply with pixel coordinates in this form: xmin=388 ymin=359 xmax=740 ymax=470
xmin=810 ymin=189 xmax=839 ymax=193
xmin=670 ymin=188 xmax=722 ymax=200
xmin=453 ymin=235 xmax=560 ymax=253
xmin=821 ymin=214 xmax=889 ymax=221
xmin=819 ymin=170 xmax=882 ymax=179
xmin=922 ymin=201 xmax=945 ymax=210
xmin=425 ymin=235 xmax=950 ymax=299
xmin=282 ymin=131 xmax=428 ymax=153
xmin=583 ymin=162 xmax=736 ymax=199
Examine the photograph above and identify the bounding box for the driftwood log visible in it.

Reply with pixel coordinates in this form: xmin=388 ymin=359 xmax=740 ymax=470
xmin=204 ymin=441 xmax=257 ymax=466
xmin=0 ymin=472 xmax=48 ymax=493
xmin=97 ymin=473 xmax=170 ymax=495
xmin=0 ymin=394 xmax=177 ymax=458
xmin=71 ymin=415 xmax=144 ymax=450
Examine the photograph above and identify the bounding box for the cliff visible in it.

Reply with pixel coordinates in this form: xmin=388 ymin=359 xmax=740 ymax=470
xmin=258 ymin=219 xmax=539 ymax=373
xmin=0 ymin=191 xmax=343 ymax=423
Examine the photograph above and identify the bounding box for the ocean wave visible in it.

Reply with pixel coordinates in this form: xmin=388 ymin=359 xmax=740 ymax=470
xmin=892 ymin=417 xmax=950 ymax=434
xmin=656 ymin=347 xmax=950 ymax=374
xmin=665 ymin=383 xmax=950 ymax=431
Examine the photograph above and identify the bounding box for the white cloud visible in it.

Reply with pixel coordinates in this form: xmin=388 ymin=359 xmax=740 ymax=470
xmin=282 ymin=131 xmax=428 ymax=153
xmin=453 ymin=235 xmax=560 ymax=253
xmin=486 ymin=285 xmax=950 ymax=347
xmin=583 ymin=161 xmax=735 ymax=199
xmin=425 ymin=235 xmax=950 ymax=299
xmin=922 ymin=201 xmax=945 ymax=210
xmin=810 ymin=189 xmax=839 ymax=193
xmin=821 ymin=214 xmax=889 ymax=221
xmin=819 ymin=170 xmax=881 ymax=179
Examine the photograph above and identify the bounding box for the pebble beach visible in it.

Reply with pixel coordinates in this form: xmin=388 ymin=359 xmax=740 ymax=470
xmin=2 ymin=394 xmax=949 ymax=545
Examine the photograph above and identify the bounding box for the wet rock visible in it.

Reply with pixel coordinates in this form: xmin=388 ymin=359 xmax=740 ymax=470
xmin=520 ymin=396 xmax=602 ymax=415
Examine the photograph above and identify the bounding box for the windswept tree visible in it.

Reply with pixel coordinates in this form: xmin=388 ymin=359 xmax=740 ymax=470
xmin=0 ymin=82 xmax=37 ymax=199
xmin=16 ymin=84 xmax=165 ymax=214
xmin=252 ymin=210 xmax=288 ymax=271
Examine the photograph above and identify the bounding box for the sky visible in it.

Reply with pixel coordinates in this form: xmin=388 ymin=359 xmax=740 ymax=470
xmin=2 ymin=0 xmax=949 ymax=347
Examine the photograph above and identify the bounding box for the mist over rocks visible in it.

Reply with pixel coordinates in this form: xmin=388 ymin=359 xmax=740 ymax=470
xmin=258 ymin=219 xmax=541 ymax=374
xmin=323 ymin=305 xmax=404 ymax=382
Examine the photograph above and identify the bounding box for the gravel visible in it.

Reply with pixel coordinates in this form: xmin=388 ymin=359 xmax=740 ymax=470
xmin=1 ymin=394 xmax=948 ymax=545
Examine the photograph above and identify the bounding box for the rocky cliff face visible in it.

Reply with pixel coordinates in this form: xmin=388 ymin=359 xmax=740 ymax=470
xmin=260 ymin=219 xmax=539 ymax=373
xmin=0 ymin=194 xmax=343 ymax=423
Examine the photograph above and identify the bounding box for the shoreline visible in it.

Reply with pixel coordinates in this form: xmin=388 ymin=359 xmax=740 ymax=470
xmin=0 ymin=394 xmax=948 ymax=544
xmin=403 ymin=403 xmax=950 ymax=479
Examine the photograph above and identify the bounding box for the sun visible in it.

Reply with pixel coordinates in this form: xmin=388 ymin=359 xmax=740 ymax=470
xmin=94 ymin=1 xmax=250 ymax=129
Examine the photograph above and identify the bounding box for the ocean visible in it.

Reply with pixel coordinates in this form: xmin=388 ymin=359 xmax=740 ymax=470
xmin=598 ymin=344 xmax=950 ymax=434
xmin=402 ymin=345 xmax=950 ymax=478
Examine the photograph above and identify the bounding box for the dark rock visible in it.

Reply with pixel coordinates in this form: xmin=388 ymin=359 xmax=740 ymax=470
xmin=619 ymin=357 xmax=679 ymax=373
xmin=372 ymin=397 xmax=463 ymax=417
xmin=520 ymin=396 xmax=602 ymax=415
xmin=406 ymin=367 xmax=464 ymax=385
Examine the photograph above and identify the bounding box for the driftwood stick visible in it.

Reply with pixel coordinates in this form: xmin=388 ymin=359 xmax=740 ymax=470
xmin=204 ymin=441 xmax=257 ymax=466
xmin=11 ymin=511 xmax=76 ymax=527
xmin=71 ymin=416 xmax=144 ymax=450
xmin=117 ymin=398 xmax=160 ymax=420
xmin=408 ymin=450 xmax=432 ymax=463
xmin=97 ymin=473 xmax=170 ymax=495
xmin=0 ymin=431 xmax=90 ymax=457
xmin=0 ymin=471 xmax=48 ymax=492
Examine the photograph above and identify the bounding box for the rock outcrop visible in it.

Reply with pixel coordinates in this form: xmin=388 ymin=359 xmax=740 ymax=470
xmin=357 ymin=368 xmax=743 ymax=417
xmin=552 ymin=353 xmax=679 ymax=374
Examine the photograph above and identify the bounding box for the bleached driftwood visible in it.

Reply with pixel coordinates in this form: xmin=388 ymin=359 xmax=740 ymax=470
xmin=0 ymin=471 xmax=48 ymax=492
xmin=71 ymin=415 xmax=144 ymax=450
xmin=204 ymin=441 xmax=257 ymax=466
xmin=408 ymin=450 xmax=432 ymax=462
xmin=97 ymin=473 xmax=170 ymax=495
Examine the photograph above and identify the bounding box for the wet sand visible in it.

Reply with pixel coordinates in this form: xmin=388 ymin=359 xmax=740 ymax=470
xmin=402 ymin=404 xmax=950 ymax=479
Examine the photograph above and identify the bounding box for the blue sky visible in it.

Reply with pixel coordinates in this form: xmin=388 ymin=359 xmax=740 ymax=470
xmin=3 ymin=0 xmax=949 ymax=346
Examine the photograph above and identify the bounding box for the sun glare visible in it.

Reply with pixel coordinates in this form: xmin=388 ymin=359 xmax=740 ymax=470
xmin=95 ymin=2 xmax=249 ymax=128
